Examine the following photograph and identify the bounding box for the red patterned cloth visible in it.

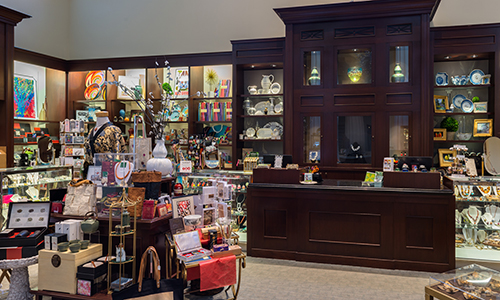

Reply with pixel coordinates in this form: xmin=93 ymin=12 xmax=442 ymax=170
xmin=199 ymin=255 xmax=236 ymax=291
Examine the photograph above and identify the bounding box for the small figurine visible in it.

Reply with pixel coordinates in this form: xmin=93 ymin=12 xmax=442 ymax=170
xmin=402 ymin=163 xmax=409 ymax=172
xmin=116 ymin=243 xmax=126 ymax=262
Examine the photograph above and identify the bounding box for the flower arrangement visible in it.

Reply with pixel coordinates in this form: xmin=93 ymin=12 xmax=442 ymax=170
xmin=205 ymin=68 xmax=219 ymax=93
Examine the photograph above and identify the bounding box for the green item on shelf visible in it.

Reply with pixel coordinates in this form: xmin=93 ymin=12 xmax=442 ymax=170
xmin=472 ymin=96 xmax=480 ymax=102
xmin=440 ymin=116 xmax=459 ymax=132
xmin=162 ymin=82 xmax=173 ymax=95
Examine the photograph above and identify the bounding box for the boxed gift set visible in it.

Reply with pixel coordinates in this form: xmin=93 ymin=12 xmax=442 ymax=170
xmin=76 ymin=259 xmax=108 ymax=296
xmin=173 ymin=230 xmax=211 ymax=262
xmin=0 ymin=202 xmax=50 ymax=259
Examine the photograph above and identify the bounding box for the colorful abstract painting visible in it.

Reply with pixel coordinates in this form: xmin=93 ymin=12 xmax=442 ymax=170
xmin=14 ymin=75 xmax=37 ymax=119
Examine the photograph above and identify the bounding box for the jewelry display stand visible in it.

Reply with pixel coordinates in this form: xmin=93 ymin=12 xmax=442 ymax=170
xmin=93 ymin=153 xmax=136 ymax=187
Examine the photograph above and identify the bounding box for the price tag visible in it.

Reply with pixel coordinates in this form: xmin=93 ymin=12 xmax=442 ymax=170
xmin=213 ymin=109 xmax=220 ymax=112
xmin=226 ymin=109 xmax=232 ymax=112
xmin=179 ymin=160 xmax=192 ymax=173
xmin=200 ymin=109 xmax=207 ymax=113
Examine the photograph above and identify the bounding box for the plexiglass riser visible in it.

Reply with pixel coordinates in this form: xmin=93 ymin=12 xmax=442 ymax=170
xmin=430 ymin=264 xmax=500 ymax=300
xmin=453 ymin=178 xmax=500 ymax=262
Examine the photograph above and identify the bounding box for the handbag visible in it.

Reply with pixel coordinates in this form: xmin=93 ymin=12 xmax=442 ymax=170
xmin=127 ymin=187 xmax=146 ymax=217
xmin=132 ymin=171 xmax=162 ymax=200
xmin=130 ymin=115 xmax=151 ymax=170
xmin=112 ymin=246 xmax=184 ymax=300
xmin=63 ymin=179 xmax=97 ymax=216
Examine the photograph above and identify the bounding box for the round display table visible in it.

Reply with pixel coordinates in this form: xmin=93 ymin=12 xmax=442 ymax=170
xmin=0 ymin=256 xmax=38 ymax=300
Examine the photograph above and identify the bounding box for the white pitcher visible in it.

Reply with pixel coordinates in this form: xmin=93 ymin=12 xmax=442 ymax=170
xmin=261 ymin=74 xmax=274 ymax=91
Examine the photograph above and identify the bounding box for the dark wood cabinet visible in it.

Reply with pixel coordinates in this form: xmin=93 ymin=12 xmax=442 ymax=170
xmin=275 ymin=0 xmax=439 ymax=174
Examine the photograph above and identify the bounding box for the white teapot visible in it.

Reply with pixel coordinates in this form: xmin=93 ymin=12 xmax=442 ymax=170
xmin=261 ymin=74 xmax=274 ymax=92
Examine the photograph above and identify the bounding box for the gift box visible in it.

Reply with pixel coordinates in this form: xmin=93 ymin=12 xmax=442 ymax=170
xmin=174 ymin=230 xmax=212 ymax=262
xmin=0 ymin=202 xmax=50 ymax=259
xmin=77 ymin=273 xmax=107 ymax=296
xmin=44 ymin=233 xmax=67 ymax=250
xmin=141 ymin=199 xmax=155 ymax=219
xmin=77 ymin=260 xmax=108 ymax=279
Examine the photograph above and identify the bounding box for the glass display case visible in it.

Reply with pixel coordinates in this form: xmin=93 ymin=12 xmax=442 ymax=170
xmin=0 ymin=165 xmax=73 ymax=228
xmin=303 ymin=50 xmax=321 ymax=86
xmin=303 ymin=116 xmax=321 ymax=163
xmin=389 ymin=115 xmax=409 ymax=157
xmin=429 ymin=264 xmax=500 ymax=300
xmin=337 ymin=48 xmax=372 ymax=85
xmin=337 ymin=115 xmax=372 ymax=164
xmin=180 ymin=169 xmax=251 ymax=243
xmin=448 ymin=176 xmax=500 ymax=262
xmin=389 ymin=46 xmax=409 ymax=83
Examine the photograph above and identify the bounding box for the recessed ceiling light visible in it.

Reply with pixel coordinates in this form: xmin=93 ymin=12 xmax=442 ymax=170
xmin=472 ymin=54 xmax=478 ymax=58
xmin=272 ymin=64 xmax=276 ymax=68
xmin=251 ymin=65 xmax=255 ymax=68
xmin=444 ymin=56 xmax=450 ymax=60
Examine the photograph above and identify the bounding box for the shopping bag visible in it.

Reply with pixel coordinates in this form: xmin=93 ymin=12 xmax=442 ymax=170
xmin=63 ymin=179 xmax=97 ymax=216
xmin=112 ymin=246 xmax=184 ymax=300
xmin=130 ymin=115 xmax=151 ymax=170
xmin=131 ymin=171 xmax=162 ymax=200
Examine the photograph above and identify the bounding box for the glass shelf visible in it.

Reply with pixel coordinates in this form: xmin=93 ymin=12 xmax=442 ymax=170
xmin=109 ymin=256 xmax=135 ymax=265
xmin=239 ymin=114 xmax=283 ymax=118
xmin=337 ymin=48 xmax=372 ymax=85
xmin=110 ymin=230 xmax=135 ymax=236
xmin=456 ymin=224 xmax=500 ymax=231
xmin=3 ymin=178 xmax=72 ymax=190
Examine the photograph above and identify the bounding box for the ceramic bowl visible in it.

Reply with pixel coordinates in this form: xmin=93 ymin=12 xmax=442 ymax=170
xmin=80 ymin=240 xmax=90 ymax=249
xmin=69 ymin=242 xmax=81 ymax=253
xmin=58 ymin=242 xmax=69 ymax=252
xmin=69 ymin=239 xmax=80 ymax=245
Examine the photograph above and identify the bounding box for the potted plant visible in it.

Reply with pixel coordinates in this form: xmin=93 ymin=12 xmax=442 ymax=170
xmin=440 ymin=116 xmax=459 ymax=140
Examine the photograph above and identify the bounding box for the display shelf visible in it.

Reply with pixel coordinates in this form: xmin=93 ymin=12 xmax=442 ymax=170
xmin=195 ymin=121 xmax=232 ymax=124
xmin=456 ymin=224 xmax=500 ymax=230
xmin=434 ymin=84 xmax=491 ymax=89
xmin=434 ymin=140 xmax=486 ymax=143
xmin=238 ymin=114 xmax=283 ymax=118
xmin=13 ymin=143 xmax=38 ymax=146
xmin=192 ymin=97 xmax=232 ymax=101
xmin=109 ymin=256 xmax=135 ymax=265
xmin=13 ymin=120 xmax=60 ymax=123
xmin=435 ymin=112 xmax=493 ymax=116
xmin=3 ymin=178 xmax=72 ymax=190
xmin=239 ymin=94 xmax=283 ymax=98
xmin=75 ymin=100 xmax=106 ymax=104
xmin=239 ymin=138 xmax=282 ymax=142
xmin=110 ymin=229 xmax=135 ymax=236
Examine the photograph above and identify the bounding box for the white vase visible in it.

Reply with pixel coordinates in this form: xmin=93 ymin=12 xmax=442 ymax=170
xmin=147 ymin=139 xmax=173 ymax=177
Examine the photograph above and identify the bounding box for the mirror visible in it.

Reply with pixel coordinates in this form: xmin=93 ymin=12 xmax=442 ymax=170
xmin=484 ymin=137 xmax=500 ymax=175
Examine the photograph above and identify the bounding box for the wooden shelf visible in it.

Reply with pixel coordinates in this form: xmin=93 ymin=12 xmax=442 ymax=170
xmin=195 ymin=121 xmax=232 ymax=124
xmin=239 ymin=138 xmax=282 ymax=142
xmin=434 ymin=112 xmax=493 ymax=116
xmin=239 ymin=93 xmax=283 ymax=97
xmin=192 ymin=97 xmax=232 ymax=101
xmin=239 ymin=114 xmax=283 ymax=118
xmin=434 ymin=84 xmax=491 ymax=89
xmin=434 ymin=140 xmax=485 ymax=143
xmin=14 ymin=142 xmax=38 ymax=146
xmin=14 ymin=119 xmax=60 ymax=123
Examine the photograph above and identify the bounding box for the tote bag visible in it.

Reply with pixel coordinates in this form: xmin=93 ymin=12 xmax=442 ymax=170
xmin=112 ymin=246 xmax=184 ymax=300
xmin=63 ymin=179 xmax=97 ymax=216
xmin=130 ymin=115 xmax=151 ymax=170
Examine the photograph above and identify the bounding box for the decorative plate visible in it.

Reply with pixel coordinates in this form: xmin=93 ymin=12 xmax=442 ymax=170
xmin=169 ymin=111 xmax=180 ymax=122
xmin=435 ymin=72 xmax=449 ymax=86
xmin=263 ymin=122 xmax=283 ymax=136
xmin=453 ymin=94 xmax=466 ymax=109
xmin=270 ymin=82 xmax=281 ymax=94
xmin=469 ymin=69 xmax=485 ymax=85
xmin=245 ymin=127 xmax=255 ymax=138
xmin=84 ymin=83 xmax=100 ymax=100
xmin=254 ymin=101 xmax=271 ymax=114
xmin=461 ymin=99 xmax=474 ymax=113
xmin=274 ymin=103 xmax=283 ymax=114
xmin=256 ymin=128 xmax=273 ymax=139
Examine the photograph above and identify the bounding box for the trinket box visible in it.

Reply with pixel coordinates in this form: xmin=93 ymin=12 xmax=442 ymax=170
xmin=174 ymin=230 xmax=212 ymax=262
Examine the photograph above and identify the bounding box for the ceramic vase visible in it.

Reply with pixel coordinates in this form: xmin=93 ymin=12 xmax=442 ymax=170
xmin=347 ymin=66 xmax=362 ymax=83
xmin=261 ymin=74 xmax=274 ymax=90
xmin=147 ymin=138 xmax=173 ymax=176
xmin=308 ymin=67 xmax=321 ymax=85
xmin=391 ymin=63 xmax=405 ymax=83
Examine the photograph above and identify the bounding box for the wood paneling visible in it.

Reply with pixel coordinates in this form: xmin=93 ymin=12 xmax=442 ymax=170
xmin=386 ymin=93 xmax=412 ymax=105
xmin=300 ymin=95 xmax=323 ymax=107
xmin=333 ymin=94 xmax=375 ymax=106
xmin=247 ymin=180 xmax=455 ymax=272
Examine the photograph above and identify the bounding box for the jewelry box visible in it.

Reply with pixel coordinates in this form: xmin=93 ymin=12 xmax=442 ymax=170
xmin=173 ymin=230 xmax=212 ymax=262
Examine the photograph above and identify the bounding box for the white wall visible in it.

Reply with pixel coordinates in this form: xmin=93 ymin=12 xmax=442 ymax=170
xmin=1 ymin=0 xmax=500 ymax=60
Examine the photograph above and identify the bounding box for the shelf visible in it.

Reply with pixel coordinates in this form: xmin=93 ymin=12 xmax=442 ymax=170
xmin=192 ymin=97 xmax=232 ymax=101
xmin=434 ymin=84 xmax=491 ymax=89
xmin=456 ymin=198 xmax=500 ymax=204
xmin=239 ymin=138 xmax=282 ymax=142
xmin=2 ymin=178 xmax=72 ymax=190
xmin=14 ymin=143 xmax=38 ymax=146
xmin=13 ymin=120 xmax=61 ymax=123
xmin=109 ymin=256 xmax=135 ymax=265
xmin=456 ymin=224 xmax=500 ymax=230
xmin=110 ymin=229 xmax=135 ymax=236
xmin=434 ymin=140 xmax=485 ymax=143
xmin=76 ymin=100 xmax=106 ymax=104
xmin=433 ymin=112 xmax=493 ymax=116
xmin=239 ymin=93 xmax=283 ymax=97
xmin=195 ymin=121 xmax=232 ymax=124
xmin=239 ymin=114 xmax=283 ymax=118
xmin=161 ymin=121 xmax=189 ymax=124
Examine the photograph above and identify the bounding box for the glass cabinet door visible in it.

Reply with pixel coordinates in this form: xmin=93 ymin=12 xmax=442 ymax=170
xmin=337 ymin=48 xmax=372 ymax=85
xmin=389 ymin=46 xmax=409 ymax=83
xmin=303 ymin=116 xmax=321 ymax=163
xmin=303 ymin=51 xmax=321 ymax=86
xmin=337 ymin=115 xmax=372 ymax=164
xmin=389 ymin=115 xmax=409 ymax=156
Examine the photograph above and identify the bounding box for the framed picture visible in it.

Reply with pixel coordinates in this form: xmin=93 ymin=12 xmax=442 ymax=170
xmin=203 ymin=207 xmax=216 ymax=226
xmin=473 ymin=119 xmax=493 ymax=137
xmin=433 ymin=95 xmax=449 ymax=113
xmin=433 ymin=128 xmax=447 ymax=141
xmin=473 ymin=102 xmax=488 ymax=113
xmin=76 ymin=110 xmax=89 ymax=121
xmin=172 ymin=196 xmax=195 ymax=218
xmin=438 ymin=149 xmax=456 ymax=167
xmin=14 ymin=74 xmax=37 ymax=119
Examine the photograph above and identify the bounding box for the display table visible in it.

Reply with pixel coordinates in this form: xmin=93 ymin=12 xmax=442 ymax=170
xmin=51 ymin=213 xmax=171 ymax=277
xmin=0 ymin=256 xmax=38 ymax=300
xmin=31 ymin=289 xmax=110 ymax=300
xmin=425 ymin=285 xmax=455 ymax=300
xmin=247 ymin=179 xmax=455 ymax=272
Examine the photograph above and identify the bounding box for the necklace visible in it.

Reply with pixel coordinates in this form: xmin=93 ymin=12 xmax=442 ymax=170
xmin=490 ymin=205 xmax=499 ymax=221
xmin=467 ymin=207 xmax=480 ymax=225
xmin=212 ymin=125 xmax=224 ymax=133
xmin=478 ymin=185 xmax=492 ymax=197
xmin=351 ymin=144 xmax=361 ymax=152
xmin=309 ymin=151 xmax=319 ymax=161
xmin=114 ymin=161 xmax=132 ymax=180
xmin=459 ymin=185 xmax=472 ymax=198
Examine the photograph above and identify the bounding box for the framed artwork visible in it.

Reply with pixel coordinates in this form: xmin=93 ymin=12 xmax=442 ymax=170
xmin=433 ymin=128 xmax=447 ymax=141
xmin=438 ymin=149 xmax=456 ymax=167
xmin=473 ymin=102 xmax=488 ymax=113
xmin=433 ymin=95 xmax=448 ymax=113
xmin=172 ymin=196 xmax=195 ymax=218
xmin=14 ymin=74 xmax=37 ymax=119
xmin=203 ymin=208 xmax=216 ymax=226
xmin=473 ymin=119 xmax=493 ymax=137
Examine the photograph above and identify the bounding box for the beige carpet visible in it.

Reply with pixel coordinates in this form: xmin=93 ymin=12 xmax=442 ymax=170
xmin=1 ymin=256 xmax=436 ymax=299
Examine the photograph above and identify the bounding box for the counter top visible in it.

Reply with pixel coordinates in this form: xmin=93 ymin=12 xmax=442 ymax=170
xmin=249 ymin=179 xmax=453 ymax=195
